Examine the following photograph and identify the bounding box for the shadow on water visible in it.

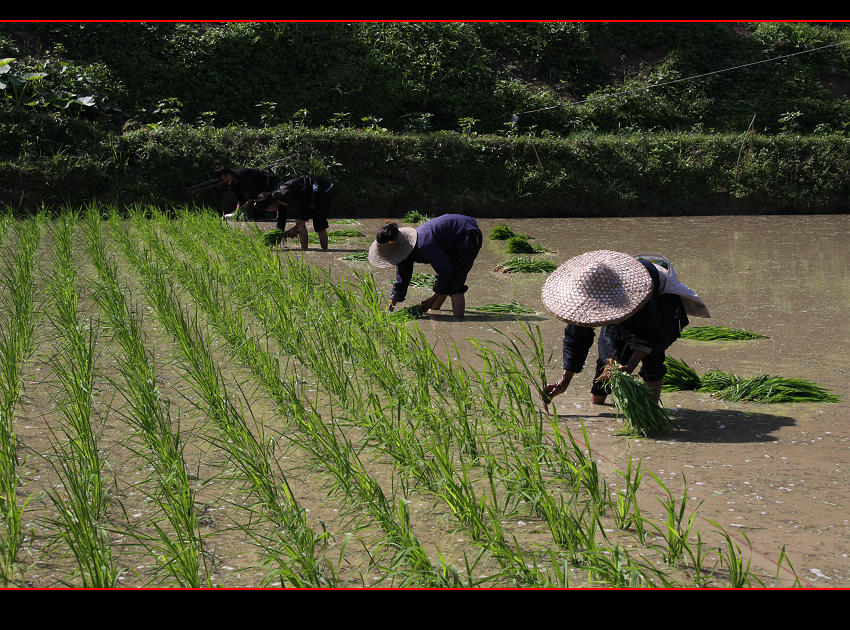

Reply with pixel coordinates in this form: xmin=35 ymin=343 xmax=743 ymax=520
xmin=553 ymin=406 xmax=796 ymax=444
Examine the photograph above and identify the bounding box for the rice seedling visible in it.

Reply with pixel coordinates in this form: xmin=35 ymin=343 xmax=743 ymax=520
xmin=260 ymin=228 xmax=287 ymax=247
xmin=680 ymin=325 xmax=765 ymax=340
xmin=492 ymin=257 xmax=557 ymax=274
xmin=505 ymin=235 xmax=550 ymax=254
xmin=648 ymin=473 xmax=704 ymax=566
xmin=597 ymin=360 xmax=675 ymax=437
xmin=663 ymin=357 xmax=840 ymax=403
xmin=403 ymin=210 xmax=432 ymax=224
xmin=388 ymin=303 xmax=429 ymax=322
xmin=467 ymin=301 xmax=535 ymax=315
xmin=311 ymin=228 xmax=364 ymax=244
xmin=488 ymin=223 xmax=528 ymax=241
xmin=340 ymin=250 xmax=369 ymax=261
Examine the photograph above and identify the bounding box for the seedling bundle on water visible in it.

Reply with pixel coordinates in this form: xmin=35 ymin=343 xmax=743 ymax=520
xmin=493 ymin=257 xmax=557 ymax=274
xmin=597 ymin=360 xmax=674 ymax=437
xmin=680 ymin=326 xmax=765 ymax=341
xmin=489 ymin=224 xmax=528 ymax=241
xmin=662 ymin=357 xmax=840 ymax=403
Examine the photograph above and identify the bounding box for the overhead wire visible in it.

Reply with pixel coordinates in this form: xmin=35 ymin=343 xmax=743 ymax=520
xmin=514 ymin=38 xmax=850 ymax=119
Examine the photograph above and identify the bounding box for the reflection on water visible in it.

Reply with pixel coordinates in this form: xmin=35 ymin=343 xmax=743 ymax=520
xmin=303 ymin=214 xmax=850 ymax=390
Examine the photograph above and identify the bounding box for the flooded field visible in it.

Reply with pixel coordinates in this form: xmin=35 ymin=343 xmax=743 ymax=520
xmin=2 ymin=209 xmax=846 ymax=588
xmin=311 ymin=213 xmax=850 ymax=587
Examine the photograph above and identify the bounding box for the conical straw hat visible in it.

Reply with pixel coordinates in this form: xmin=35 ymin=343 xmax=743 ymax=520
xmin=368 ymin=227 xmax=418 ymax=268
xmin=541 ymin=250 xmax=653 ymax=326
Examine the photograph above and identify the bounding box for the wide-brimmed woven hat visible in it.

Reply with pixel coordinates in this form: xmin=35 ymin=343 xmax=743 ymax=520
xmin=541 ymin=250 xmax=653 ymax=326
xmin=367 ymin=226 xmax=418 ymax=268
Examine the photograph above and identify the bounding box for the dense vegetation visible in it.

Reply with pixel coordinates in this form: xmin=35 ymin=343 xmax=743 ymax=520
xmin=2 ymin=21 xmax=849 ymax=214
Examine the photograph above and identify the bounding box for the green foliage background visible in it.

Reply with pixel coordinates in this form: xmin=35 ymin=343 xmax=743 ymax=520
xmin=1 ymin=21 xmax=849 ymax=214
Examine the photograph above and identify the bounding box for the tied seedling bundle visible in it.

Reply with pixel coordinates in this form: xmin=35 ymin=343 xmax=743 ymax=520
xmin=680 ymin=326 xmax=765 ymax=341
xmin=388 ymin=273 xmax=435 ymax=288
xmin=492 ymin=257 xmax=557 ymax=274
xmin=341 ymin=250 xmax=369 ymax=261
xmin=597 ymin=359 xmax=674 ymax=437
xmin=468 ymin=301 xmax=535 ymax=314
xmin=662 ymin=357 xmax=840 ymax=403
xmin=505 ymin=235 xmax=551 ymax=254
xmin=388 ymin=303 xmax=429 ymax=322
xmin=489 ymin=223 xmax=529 ymax=241
xmin=260 ymin=228 xmax=287 ymax=247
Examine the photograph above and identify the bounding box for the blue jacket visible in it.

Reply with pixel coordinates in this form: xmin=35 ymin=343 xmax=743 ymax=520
xmin=392 ymin=214 xmax=481 ymax=302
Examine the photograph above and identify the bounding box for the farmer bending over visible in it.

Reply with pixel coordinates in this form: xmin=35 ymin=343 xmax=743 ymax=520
xmin=214 ymin=165 xmax=280 ymax=218
xmin=368 ymin=214 xmax=482 ymax=319
xmin=541 ymin=250 xmax=710 ymax=407
xmin=248 ymin=175 xmax=335 ymax=250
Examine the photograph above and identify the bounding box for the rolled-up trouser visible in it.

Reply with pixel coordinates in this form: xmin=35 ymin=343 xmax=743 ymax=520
xmin=442 ymin=228 xmax=482 ymax=295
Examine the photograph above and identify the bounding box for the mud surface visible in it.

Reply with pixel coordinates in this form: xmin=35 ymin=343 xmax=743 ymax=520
xmin=295 ymin=213 xmax=850 ymax=587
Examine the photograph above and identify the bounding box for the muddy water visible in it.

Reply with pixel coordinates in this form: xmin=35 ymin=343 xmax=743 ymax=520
xmin=286 ymin=214 xmax=850 ymax=587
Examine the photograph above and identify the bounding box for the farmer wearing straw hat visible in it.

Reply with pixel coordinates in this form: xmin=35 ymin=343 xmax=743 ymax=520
xmin=246 ymin=175 xmax=335 ymax=250
xmin=541 ymin=250 xmax=710 ymax=408
xmin=368 ymin=214 xmax=483 ymax=319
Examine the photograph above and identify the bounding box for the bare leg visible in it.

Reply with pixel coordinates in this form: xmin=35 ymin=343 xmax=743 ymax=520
xmin=318 ymin=229 xmax=329 ymax=250
xmin=644 ymin=380 xmax=663 ymax=402
xmin=450 ymin=293 xmax=465 ymax=318
xmin=591 ymin=394 xmax=607 ymax=405
xmin=294 ymin=220 xmax=308 ymax=249
xmin=429 ymin=294 xmax=448 ymax=311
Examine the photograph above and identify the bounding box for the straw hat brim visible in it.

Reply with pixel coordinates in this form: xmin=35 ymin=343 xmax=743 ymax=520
xmin=368 ymin=227 xmax=418 ymax=268
xmin=541 ymin=250 xmax=653 ymax=326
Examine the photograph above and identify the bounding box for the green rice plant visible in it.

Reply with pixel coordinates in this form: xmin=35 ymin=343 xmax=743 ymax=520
xmin=492 ymin=257 xmax=557 ymax=274
xmin=710 ymin=374 xmax=840 ymax=403
xmin=680 ymin=325 xmax=765 ymax=340
xmin=609 ymin=451 xmax=644 ymax=532
xmin=505 ymin=235 xmax=549 ymax=254
xmin=340 ymin=250 xmax=369 ymax=261
xmin=468 ymin=300 xmax=535 ymax=315
xmin=661 ymin=356 xmax=703 ymax=392
xmin=648 ymin=473 xmax=704 ymax=566
xmin=663 ymin=357 xmax=840 ymax=403
xmin=403 ymin=210 xmax=432 ymax=224
xmin=598 ymin=360 xmax=674 ymax=437
xmin=388 ymin=303 xmax=429 ymax=322
xmin=707 ymin=521 xmax=762 ymax=587
xmin=311 ymin=228 xmax=364 ymax=244
xmin=489 ymin=223 xmax=528 ymax=240
xmin=260 ymin=228 xmax=287 ymax=247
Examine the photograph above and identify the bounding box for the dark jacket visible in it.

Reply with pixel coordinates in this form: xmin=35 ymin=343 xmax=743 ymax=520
xmin=392 ymin=214 xmax=482 ymax=302
xmin=562 ymin=260 xmax=689 ymax=372
xmin=230 ymin=168 xmax=279 ymax=204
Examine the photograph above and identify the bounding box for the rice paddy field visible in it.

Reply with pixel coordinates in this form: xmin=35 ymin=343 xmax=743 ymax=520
xmin=0 ymin=207 xmax=847 ymax=589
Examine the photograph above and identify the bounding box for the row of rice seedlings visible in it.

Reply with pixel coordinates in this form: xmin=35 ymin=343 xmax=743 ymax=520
xmin=597 ymin=360 xmax=675 ymax=437
xmin=152 ymin=209 xmax=464 ymax=586
xmin=680 ymin=326 xmax=766 ymax=341
xmin=43 ymin=211 xmax=117 ymax=587
xmin=113 ymin=211 xmax=338 ymax=587
xmin=180 ymin=211 xmax=562 ymax=583
xmin=492 ymin=257 xmax=557 ymax=274
xmin=340 ymin=250 xmax=369 ymax=262
xmin=0 ymin=215 xmax=42 ymax=585
xmin=80 ymin=208 xmax=207 ymax=587
xmin=663 ymin=357 xmax=840 ymax=403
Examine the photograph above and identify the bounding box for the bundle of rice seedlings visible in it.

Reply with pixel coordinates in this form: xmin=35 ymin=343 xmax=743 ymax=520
xmin=330 ymin=218 xmax=359 ymax=224
xmin=661 ymin=356 xmax=703 ymax=392
xmin=260 ymin=228 xmax=287 ymax=247
xmin=492 ymin=257 xmax=557 ymax=274
xmin=505 ymin=235 xmax=549 ymax=254
xmin=341 ymin=250 xmax=369 ymax=261
xmin=230 ymin=206 xmax=247 ymax=221
xmin=309 ymin=229 xmax=364 ymax=244
xmin=409 ymin=273 xmax=436 ymax=288
xmin=468 ymin=300 xmax=535 ymax=314
xmin=662 ymin=358 xmax=840 ymax=403
xmin=403 ymin=210 xmax=433 ymax=224
xmin=489 ymin=224 xmax=528 ymax=240
xmin=680 ymin=326 xmax=765 ymax=340
xmin=707 ymin=374 xmax=840 ymax=403
xmin=388 ymin=303 xmax=429 ymax=322
xmin=597 ymin=360 xmax=674 ymax=437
